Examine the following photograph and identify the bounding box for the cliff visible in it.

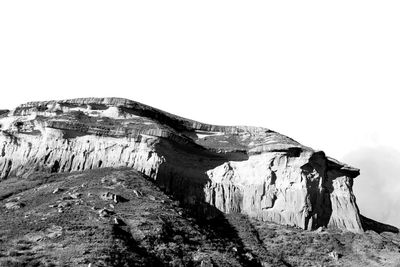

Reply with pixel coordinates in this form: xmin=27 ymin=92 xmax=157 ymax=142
xmin=0 ymin=97 xmax=364 ymax=231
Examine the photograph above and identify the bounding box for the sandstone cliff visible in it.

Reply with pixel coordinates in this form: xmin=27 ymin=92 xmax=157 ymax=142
xmin=0 ymin=98 xmax=363 ymax=231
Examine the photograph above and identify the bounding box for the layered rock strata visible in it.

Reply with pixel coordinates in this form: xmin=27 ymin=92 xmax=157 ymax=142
xmin=0 ymin=98 xmax=363 ymax=231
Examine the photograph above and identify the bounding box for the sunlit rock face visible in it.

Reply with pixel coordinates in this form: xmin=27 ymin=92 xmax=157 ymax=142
xmin=0 ymin=97 xmax=363 ymax=231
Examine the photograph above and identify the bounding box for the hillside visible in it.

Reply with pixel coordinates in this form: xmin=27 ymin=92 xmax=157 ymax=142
xmin=1 ymin=168 xmax=400 ymax=267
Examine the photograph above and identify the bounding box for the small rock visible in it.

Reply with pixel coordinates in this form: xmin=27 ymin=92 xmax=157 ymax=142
xmin=100 ymin=192 xmax=121 ymax=203
xmin=69 ymin=192 xmax=81 ymax=199
xmin=58 ymin=208 xmax=63 ymax=213
xmin=109 ymin=204 xmax=115 ymax=209
xmin=329 ymin=251 xmax=339 ymax=260
xmin=244 ymin=252 xmax=255 ymax=261
xmin=148 ymin=195 xmax=156 ymax=201
xmin=5 ymin=202 xmax=23 ymax=210
xmin=58 ymin=202 xmax=71 ymax=208
xmin=52 ymin=188 xmax=62 ymax=194
xmin=98 ymin=208 xmax=113 ymax=218
xmin=133 ymin=190 xmax=142 ymax=197
xmin=113 ymin=217 xmax=125 ymax=225
xmin=47 ymin=226 xmax=63 ymax=238
xmin=61 ymin=195 xmax=73 ymax=200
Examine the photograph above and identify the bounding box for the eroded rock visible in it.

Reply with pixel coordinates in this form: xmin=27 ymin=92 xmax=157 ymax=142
xmin=0 ymin=97 xmax=364 ymax=231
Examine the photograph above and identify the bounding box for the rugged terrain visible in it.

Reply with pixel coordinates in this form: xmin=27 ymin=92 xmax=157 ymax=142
xmin=0 ymin=97 xmax=399 ymax=266
xmin=1 ymin=168 xmax=400 ymax=267
xmin=0 ymin=98 xmax=365 ymax=231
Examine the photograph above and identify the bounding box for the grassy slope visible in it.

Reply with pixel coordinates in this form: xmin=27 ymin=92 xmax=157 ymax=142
xmin=0 ymin=169 xmax=252 ymax=267
xmin=0 ymin=168 xmax=399 ymax=267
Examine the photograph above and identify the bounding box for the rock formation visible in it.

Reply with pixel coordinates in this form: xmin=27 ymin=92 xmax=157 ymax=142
xmin=0 ymin=98 xmax=363 ymax=231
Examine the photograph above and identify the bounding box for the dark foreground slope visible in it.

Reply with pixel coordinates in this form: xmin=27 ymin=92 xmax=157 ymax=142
xmin=1 ymin=169 xmax=400 ymax=267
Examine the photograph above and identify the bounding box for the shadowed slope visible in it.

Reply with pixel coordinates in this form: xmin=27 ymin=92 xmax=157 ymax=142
xmin=1 ymin=168 xmax=399 ymax=266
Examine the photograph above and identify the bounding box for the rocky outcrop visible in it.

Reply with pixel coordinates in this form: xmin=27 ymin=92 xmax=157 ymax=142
xmin=0 ymin=97 xmax=364 ymax=231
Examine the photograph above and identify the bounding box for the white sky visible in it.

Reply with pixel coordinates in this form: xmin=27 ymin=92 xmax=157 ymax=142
xmin=1 ymin=1 xmax=400 ymax=226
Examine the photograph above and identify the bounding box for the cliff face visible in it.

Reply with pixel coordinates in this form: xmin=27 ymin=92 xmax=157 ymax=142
xmin=0 ymin=97 xmax=363 ymax=231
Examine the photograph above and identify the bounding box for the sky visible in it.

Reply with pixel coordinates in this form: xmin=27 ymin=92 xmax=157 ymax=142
xmin=1 ymin=1 xmax=400 ymax=227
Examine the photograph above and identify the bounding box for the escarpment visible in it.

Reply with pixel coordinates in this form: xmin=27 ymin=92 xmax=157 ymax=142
xmin=0 ymin=98 xmax=365 ymax=231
